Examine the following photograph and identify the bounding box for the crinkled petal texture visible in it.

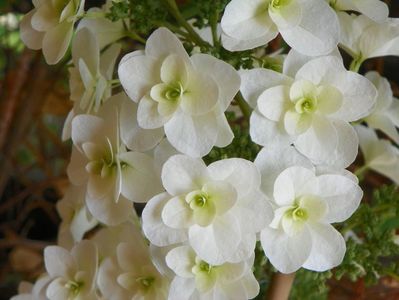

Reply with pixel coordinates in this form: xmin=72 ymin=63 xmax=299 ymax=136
xmin=336 ymin=0 xmax=388 ymax=23
xmin=279 ymin=0 xmax=339 ymax=56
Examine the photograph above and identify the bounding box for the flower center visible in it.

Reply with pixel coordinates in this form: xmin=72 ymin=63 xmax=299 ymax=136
xmin=164 ymin=82 xmax=184 ymax=102
xmin=286 ymin=204 xmax=308 ymax=222
xmin=270 ymin=0 xmax=291 ymax=10
xmin=65 ymin=280 xmax=83 ymax=296
xmin=187 ymin=191 xmax=210 ymax=210
xmin=295 ymin=97 xmax=317 ymax=114
xmin=137 ymin=276 xmax=155 ymax=290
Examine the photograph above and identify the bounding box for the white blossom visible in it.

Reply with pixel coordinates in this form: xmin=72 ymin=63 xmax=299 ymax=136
xmin=98 ymin=240 xmax=169 ymax=300
xmin=363 ymin=71 xmax=399 ymax=144
xmin=44 ymin=240 xmax=98 ymax=300
xmin=67 ymin=98 xmax=162 ymax=225
xmin=356 ymin=125 xmax=399 ymax=185
xmin=166 ymin=245 xmax=259 ymax=300
xmin=240 ymin=51 xmax=377 ymax=167
xmin=20 ymin=0 xmax=85 ymax=64
xmin=63 ymin=28 xmax=121 ymax=140
xmin=255 ymin=146 xmax=363 ymax=273
xmin=339 ymin=14 xmax=399 ymax=66
xmin=56 ymin=185 xmax=98 ymax=249
xmin=142 ymin=155 xmax=273 ymax=265
xmin=220 ymin=0 xmax=339 ymax=56
xmin=118 ymin=27 xmax=240 ymax=157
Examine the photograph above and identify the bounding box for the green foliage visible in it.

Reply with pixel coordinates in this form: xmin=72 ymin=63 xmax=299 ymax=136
xmin=106 ymin=0 xmax=130 ymax=21
xmin=290 ymin=269 xmax=332 ymax=300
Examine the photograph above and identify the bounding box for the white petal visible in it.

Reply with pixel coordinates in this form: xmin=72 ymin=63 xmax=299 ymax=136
xmin=161 ymin=196 xmax=193 ymax=229
xmin=279 ymin=0 xmax=339 ymax=56
xmin=146 ymin=27 xmax=191 ymax=62
xmin=86 ymin=192 xmax=132 ymax=226
xmin=269 ymin=0 xmax=302 ymax=29
xmin=137 ymin=95 xmax=170 ymax=129
xmin=20 ymin=10 xmax=44 ymax=50
xmin=42 ymin=21 xmax=73 ymax=65
xmin=72 ymin=28 xmax=99 ymax=75
xmin=118 ymin=53 xmax=161 ymax=102
xmin=208 ymin=158 xmax=261 ymax=198
xmin=203 ymin=181 xmax=237 ymax=215
xmin=71 ymin=240 xmax=98 ymax=287
xmin=164 ymin=111 xmax=219 ymax=157
xmin=190 ymin=54 xmax=240 ymax=112
xmin=165 ymin=245 xmax=195 ymax=278
xmin=240 ymin=69 xmax=292 ymax=109
xmin=142 ymin=193 xmax=188 ymax=246
xmin=161 ymin=154 xmax=208 ymax=196
xmin=221 ymin=30 xmax=277 ymax=52
xmin=221 ymin=0 xmax=275 ymax=41
xmin=303 ymin=223 xmax=345 ymax=272
xmin=98 ymin=257 xmax=130 ymax=300
xmin=116 ymin=242 xmax=149 ymax=272
xmin=273 ymin=166 xmax=315 ymax=205
xmin=71 ymin=114 xmax=106 ymax=147
xmin=168 ymin=277 xmax=196 ymax=300
xmin=100 ymin=43 xmax=121 ymax=79
xmin=254 ymin=145 xmax=313 ymax=198
xmin=44 ymin=246 xmax=76 ymax=278
xmin=352 ymin=0 xmax=389 ymax=23
xmin=46 ymin=278 xmax=69 ymax=300
xmin=215 ymin=114 xmax=234 ymax=148
xmin=249 ymin=109 xmax=292 ymax=147
xmin=260 ymin=226 xmax=312 ymax=274
xmin=315 ymin=174 xmax=362 ymax=223
xmin=189 ymin=213 xmax=241 ymax=265
xmin=257 ymin=85 xmax=290 ymax=121
xmin=67 ymin=146 xmax=88 ymax=186
xmin=366 ymin=114 xmax=399 ymax=144
xmin=119 ymin=151 xmax=162 ymax=203
xmin=160 ymin=54 xmax=188 ymax=84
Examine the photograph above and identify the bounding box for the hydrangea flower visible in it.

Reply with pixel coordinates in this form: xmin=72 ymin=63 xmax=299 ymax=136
xmin=142 ymin=155 xmax=273 ymax=265
xmin=44 ymin=240 xmax=98 ymax=300
xmin=98 ymin=238 xmax=169 ymax=300
xmin=56 ymin=185 xmax=98 ymax=249
xmin=339 ymin=14 xmax=399 ymax=69
xmin=255 ymin=146 xmax=363 ymax=273
xmin=20 ymin=0 xmax=85 ymax=64
xmin=363 ymin=72 xmax=399 ymax=144
xmin=67 ymin=99 xmax=162 ymax=225
xmin=356 ymin=125 xmax=399 ymax=185
xmin=166 ymin=245 xmax=259 ymax=299
xmin=118 ymin=27 xmax=240 ymax=157
xmin=63 ymin=28 xmax=121 ymax=140
xmin=221 ymin=0 xmax=339 ymax=56
xmin=329 ymin=0 xmax=389 ymax=23
xmin=240 ymin=51 xmax=377 ymax=167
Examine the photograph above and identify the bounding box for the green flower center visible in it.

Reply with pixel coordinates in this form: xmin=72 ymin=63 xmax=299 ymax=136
xmin=270 ymin=0 xmax=291 ymax=10
xmin=285 ymin=204 xmax=308 ymax=222
xmin=65 ymin=280 xmax=84 ymax=296
xmin=164 ymin=82 xmax=184 ymax=101
xmin=295 ymin=97 xmax=317 ymax=114
xmin=137 ymin=276 xmax=155 ymax=290
xmin=188 ymin=192 xmax=210 ymax=210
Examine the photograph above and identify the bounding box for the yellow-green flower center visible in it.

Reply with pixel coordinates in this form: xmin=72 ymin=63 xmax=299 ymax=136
xmin=295 ymin=97 xmax=317 ymax=114
xmin=65 ymin=280 xmax=83 ymax=296
xmin=137 ymin=276 xmax=155 ymax=290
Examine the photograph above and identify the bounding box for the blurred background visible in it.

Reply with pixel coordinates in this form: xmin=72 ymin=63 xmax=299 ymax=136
xmin=0 ymin=0 xmax=399 ymax=299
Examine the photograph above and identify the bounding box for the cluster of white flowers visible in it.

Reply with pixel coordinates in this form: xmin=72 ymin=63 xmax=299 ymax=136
xmin=14 ymin=0 xmax=399 ymax=299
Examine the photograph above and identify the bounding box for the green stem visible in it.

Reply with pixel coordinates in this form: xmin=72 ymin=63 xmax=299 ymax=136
xmin=161 ymin=0 xmax=210 ymax=47
xmin=349 ymin=54 xmax=364 ymax=73
xmin=235 ymin=92 xmax=252 ymax=119
xmin=209 ymin=5 xmax=220 ymax=48
xmin=126 ymin=31 xmax=146 ymax=44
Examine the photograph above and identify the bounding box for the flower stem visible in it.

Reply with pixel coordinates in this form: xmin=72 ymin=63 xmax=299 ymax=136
xmin=266 ymin=272 xmax=296 ymax=300
xmin=235 ymin=92 xmax=252 ymax=119
xmin=161 ymin=0 xmax=210 ymax=48
xmin=349 ymin=54 xmax=364 ymax=73
xmin=126 ymin=31 xmax=146 ymax=44
xmin=354 ymin=165 xmax=369 ymax=178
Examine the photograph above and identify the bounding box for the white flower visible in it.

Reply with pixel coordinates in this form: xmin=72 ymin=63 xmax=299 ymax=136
xmin=255 ymin=147 xmax=363 ymax=273
xmin=355 ymin=125 xmax=399 ymax=185
xmin=240 ymin=51 xmax=377 ymax=167
xmin=363 ymin=71 xmax=399 ymax=144
xmin=142 ymin=155 xmax=273 ymax=265
xmin=339 ymin=14 xmax=399 ymax=66
xmin=44 ymin=240 xmax=98 ymax=300
xmin=118 ymin=27 xmax=240 ymax=157
xmin=67 ymin=99 xmax=162 ymax=225
xmin=62 ymin=28 xmax=121 ymax=140
xmin=98 ymin=242 xmax=169 ymax=300
xmin=329 ymin=0 xmax=389 ymax=23
xmin=11 ymin=275 xmax=51 ymax=300
xmin=220 ymin=0 xmax=339 ymax=56
xmin=56 ymin=185 xmax=98 ymax=249
xmin=20 ymin=0 xmax=85 ymax=64
xmin=166 ymin=245 xmax=259 ymax=300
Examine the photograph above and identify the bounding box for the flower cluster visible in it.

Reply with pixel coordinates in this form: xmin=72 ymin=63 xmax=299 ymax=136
xmin=13 ymin=0 xmax=399 ymax=299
